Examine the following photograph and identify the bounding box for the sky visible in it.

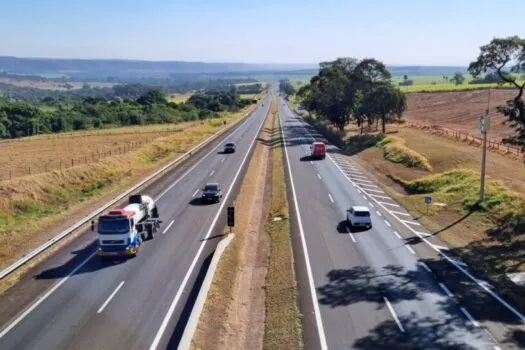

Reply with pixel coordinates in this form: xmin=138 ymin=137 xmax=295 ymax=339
xmin=0 ymin=0 xmax=523 ymax=65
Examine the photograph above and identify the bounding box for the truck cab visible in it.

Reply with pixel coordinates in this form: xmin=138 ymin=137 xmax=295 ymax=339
xmin=94 ymin=195 xmax=159 ymax=257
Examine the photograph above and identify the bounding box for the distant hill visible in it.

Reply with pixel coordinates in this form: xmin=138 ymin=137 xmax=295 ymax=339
xmin=0 ymin=56 xmax=469 ymax=81
xmin=0 ymin=56 xmax=317 ymax=79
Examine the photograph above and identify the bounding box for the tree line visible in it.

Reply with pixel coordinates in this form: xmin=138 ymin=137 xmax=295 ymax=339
xmin=296 ymin=58 xmax=406 ymax=133
xmin=0 ymin=90 xmax=256 ymax=139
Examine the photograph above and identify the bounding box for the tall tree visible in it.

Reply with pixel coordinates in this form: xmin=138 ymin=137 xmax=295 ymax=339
xmin=364 ymin=83 xmax=406 ymax=134
xmin=279 ymin=79 xmax=296 ymax=98
xmin=469 ymin=36 xmax=525 ymax=149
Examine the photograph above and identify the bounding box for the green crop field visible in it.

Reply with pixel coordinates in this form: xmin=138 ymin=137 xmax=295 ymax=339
xmin=392 ymin=75 xmax=524 ymax=92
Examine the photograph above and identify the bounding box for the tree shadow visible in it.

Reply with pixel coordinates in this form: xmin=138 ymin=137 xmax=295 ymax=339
xmin=34 ymin=241 xmax=125 ymax=280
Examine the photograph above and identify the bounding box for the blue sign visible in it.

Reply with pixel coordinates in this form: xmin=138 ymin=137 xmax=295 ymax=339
xmin=298 ymin=105 xmax=306 ymax=110
xmin=425 ymin=196 xmax=432 ymax=204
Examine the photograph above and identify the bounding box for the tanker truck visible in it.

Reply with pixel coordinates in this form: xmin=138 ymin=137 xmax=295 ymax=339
xmin=92 ymin=194 xmax=161 ymax=258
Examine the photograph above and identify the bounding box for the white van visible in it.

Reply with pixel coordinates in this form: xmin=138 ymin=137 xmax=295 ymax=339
xmin=346 ymin=206 xmax=372 ymax=229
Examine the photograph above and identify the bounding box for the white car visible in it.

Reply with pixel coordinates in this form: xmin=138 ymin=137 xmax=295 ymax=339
xmin=346 ymin=206 xmax=372 ymax=229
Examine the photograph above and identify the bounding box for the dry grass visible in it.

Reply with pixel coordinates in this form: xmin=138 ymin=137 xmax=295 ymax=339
xmin=377 ymin=135 xmax=433 ymax=171
xmin=0 ymin=118 xmax=248 ymax=181
xmin=167 ymin=93 xmax=193 ymax=103
xmin=0 ymin=104 xmax=257 ymax=287
xmin=0 ymin=78 xmax=115 ymax=90
xmin=264 ymin=100 xmax=302 ymax=350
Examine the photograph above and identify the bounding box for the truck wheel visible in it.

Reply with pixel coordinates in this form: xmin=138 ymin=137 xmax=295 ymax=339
xmin=147 ymin=226 xmax=154 ymax=240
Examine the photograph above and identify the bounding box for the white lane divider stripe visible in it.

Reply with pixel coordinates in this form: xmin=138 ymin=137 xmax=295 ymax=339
xmin=362 ymin=195 xmax=366 ymax=200
xmin=402 ymin=220 xmax=422 ymax=226
xmin=405 ymin=245 xmax=416 ymax=255
xmin=349 ymin=233 xmax=357 ymax=243
xmin=384 ymin=297 xmax=405 ymax=333
xmin=192 ymin=189 xmax=199 ymax=197
xmin=209 ymin=169 xmax=215 ymax=177
xmin=376 ymin=211 xmax=382 ymax=217
xmin=97 ymin=281 xmax=125 ymax=314
xmin=379 ymin=201 xmax=400 ymax=208
xmin=221 ymin=158 xmax=225 ymax=163
xmin=384 ymin=220 xmax=391 ymax=227
xmin=390 ymin=210 xmax=411 ymax=217
xmin=369 ymin=194 xmax=391 ymax=200
xmin=460 ymin=307 xmax=480 ymax=327
xmin=317 ymin=173 xmax=322 ymax=180
xmin=438 ymin=282 xmax=454 ymax=298
xmin=328 ymin=193 xmax=335 ymax=203
xmin=432 ymin=244 xmax=450 ymax=251
xmin=356 ymin=189 xmax=362 ymax=194
xmin=369 ymin=203 xmax=375 ymax=208
xmin=419 ymin=262 xmax=432 ymax=273
xmin=162 ymin=220 xmax=175 ymax=235
xmin=393 ymin=231 xmax=402 ymax=239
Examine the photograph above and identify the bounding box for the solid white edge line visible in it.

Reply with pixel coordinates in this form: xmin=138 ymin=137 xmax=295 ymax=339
xmin=384 ymin=220 xmax=391 ymax=227
xmin=393 ymin=231 xmax=402 ymax=239
xmin=192 ymin=189 xmax=199 ymax=197
xmin=460 ymin=307 xmax=480 ymax=327
xmin=279 ymin=103 xmax=328 ymax=350
xmin=405 ymin=245 xmax=416 ymax=255
xmin=97 ymin=281 xmax=125 ymax=314
xmin=384 ymin=297 xmax=405 ymax=333
xmin=328 ymin=193 xmax=335 ymax=203
xmin=438 ymin=282 xmax=454 ymax=298
xmin=162 ymin=220 xmax=175 ymax=235
xmin=149 ymin=97 xmax=270 ymax=350
xmin=0 ymin=252 xmax=96 ymax=339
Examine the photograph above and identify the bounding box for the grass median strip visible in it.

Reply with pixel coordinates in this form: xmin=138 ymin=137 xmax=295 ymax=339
xmin=264 ymin=101 xmax=302 ymax=350
xmin=192 ymin=97 xmax=301 ymax=350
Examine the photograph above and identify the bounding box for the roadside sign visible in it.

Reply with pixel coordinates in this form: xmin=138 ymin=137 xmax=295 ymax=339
xmin=227 ymin=207 xmax=235 ymax=228
xmin=425 ymin=196 xmax=432 ymax=204
xmin=298 ymin=105 xmax=306 ymax=110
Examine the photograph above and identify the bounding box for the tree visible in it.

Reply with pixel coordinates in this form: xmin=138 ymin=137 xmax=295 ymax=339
xmin=137 ymin=90 xmax=167 ymax=105
xmin=364 ymin=83 xmax=406 ymax=133
xmin=452 ymin=72 xmax=465 ymax=85
xmin=469 ymin=36 xmax=525 ymax=149
xmin=403 ymin=75 xmax=408 ymax=82
xmin=279 ymin=79 xmax=296 ymax=98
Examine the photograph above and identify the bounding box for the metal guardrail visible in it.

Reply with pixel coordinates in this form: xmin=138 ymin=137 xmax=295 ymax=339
xmin=0 ymin=107 xmax=257 ymax=280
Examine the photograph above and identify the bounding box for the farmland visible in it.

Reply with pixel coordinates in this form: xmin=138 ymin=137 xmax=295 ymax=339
xmin=0 ymin=78 xmax=115 ymax=90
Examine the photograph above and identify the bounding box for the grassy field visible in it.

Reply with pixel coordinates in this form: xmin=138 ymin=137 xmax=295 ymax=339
xmin=392 ymin=74 xmax=524 ymax=92
xmin=0 ymin=103 xmax=258 ymax=292
xmin=264 ymin=99 xmax=302 ymax=349
xmin=0 ymin=78 xmax=115 ymax=90
xmin=167 ymin=93 xmax=193 ymax=103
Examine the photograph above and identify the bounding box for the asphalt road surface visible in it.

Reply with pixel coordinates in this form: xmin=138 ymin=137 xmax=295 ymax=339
xmin=278 ymin=96 xmax=525 ymax=350
xmin=0 ymin=92 xmax=272 ymax=350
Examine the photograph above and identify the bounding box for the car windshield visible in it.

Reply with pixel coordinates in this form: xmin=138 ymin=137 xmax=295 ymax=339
xmin=204 ymin=184 xmax=218 ymax=191
xmin=98 ymin=218 xmax=130 ymax=234
xmin=354 ymin=211 xmax=370 ymax=217
xmin=226 ymin=143 xmax=235 ymax=147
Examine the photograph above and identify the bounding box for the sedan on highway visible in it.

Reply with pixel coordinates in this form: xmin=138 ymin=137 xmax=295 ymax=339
xmin=223 ymin=142 xmax=236 ymax=153
xmin=201 ymin=183 xmax=223 ymax=203
xmin=346 ymin=206 xmax=372 ymax=229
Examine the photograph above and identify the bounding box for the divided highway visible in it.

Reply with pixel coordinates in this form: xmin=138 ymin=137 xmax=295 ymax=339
xmin=279 ymin=97 xmax=525 ymax=349
xmin=0 ymin=92 xmax=272 ymax=350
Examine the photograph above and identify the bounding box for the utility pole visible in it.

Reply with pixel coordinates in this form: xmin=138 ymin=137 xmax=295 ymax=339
xmin=479 ymin=89 xmax=490 ymax=202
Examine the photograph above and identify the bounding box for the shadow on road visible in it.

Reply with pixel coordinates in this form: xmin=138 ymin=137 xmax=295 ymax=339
xmin=189 ymin=197 xmax=217 ymax=206
xmin=34 ymin=241 xmax=124 ymax=280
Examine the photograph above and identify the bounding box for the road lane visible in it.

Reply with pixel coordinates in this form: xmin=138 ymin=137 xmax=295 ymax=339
xmin=0 ymin=92 xmax=272 ymax=349
xmin=279 ymin=98 xmax=499 ymax=349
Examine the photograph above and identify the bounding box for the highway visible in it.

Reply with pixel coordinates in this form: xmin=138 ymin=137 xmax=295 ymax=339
xmin=0 ymin=92 xmax=272 ymax=350
xmin=278 ymin=96 xmax=525 ymax=350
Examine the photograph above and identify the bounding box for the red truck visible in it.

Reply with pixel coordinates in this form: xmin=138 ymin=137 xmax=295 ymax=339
xmin=311 ymin=142 xmax=326 ymax=159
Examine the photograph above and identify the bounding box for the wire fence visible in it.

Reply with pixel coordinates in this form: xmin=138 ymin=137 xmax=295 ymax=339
xmin=0 ymin=128 xmax=187 ymax=181
xmin=406 ymin=122 xmax=522 ymax=157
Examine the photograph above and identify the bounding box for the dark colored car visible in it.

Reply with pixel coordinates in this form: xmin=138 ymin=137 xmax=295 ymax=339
xmin=201 ymin=183 xmax=223 ymax=203
xmin=224 ymin=142 xmax=236 ymax=153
